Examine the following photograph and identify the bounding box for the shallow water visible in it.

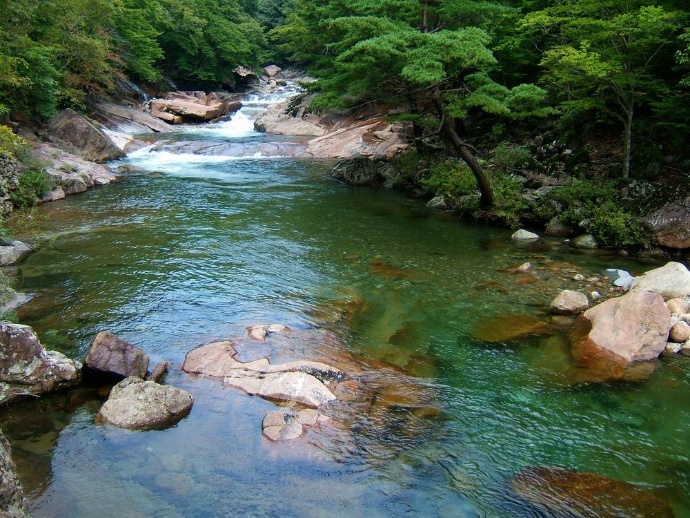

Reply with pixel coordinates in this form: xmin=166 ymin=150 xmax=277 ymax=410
xmin=2 ymin=90 xmax=689 ymax=517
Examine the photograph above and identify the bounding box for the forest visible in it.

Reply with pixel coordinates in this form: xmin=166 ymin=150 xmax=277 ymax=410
xmin=2 ymin=0 xmax=690 ymax=247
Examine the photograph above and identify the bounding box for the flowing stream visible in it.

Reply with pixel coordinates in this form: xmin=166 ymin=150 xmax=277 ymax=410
xmin=2 ymin=85 xmax=689 ymax=517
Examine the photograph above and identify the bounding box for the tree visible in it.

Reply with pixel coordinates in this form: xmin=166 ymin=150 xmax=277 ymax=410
xmin=523 ymin=1 xmax=686 ymax=179
xmin=274 ymin=0 xmax=550 ymax=208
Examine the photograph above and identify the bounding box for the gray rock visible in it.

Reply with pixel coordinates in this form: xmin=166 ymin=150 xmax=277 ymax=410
xmin=549 ymin=290 xmax=589 ymax=315
xmin=572 ymin=234 xmax=598 ymax=249
xmin=642 ymin=198 xmax=690 ymax=249
xmin=545 ymin=217 xmax=575 ymax=238
xmin=0 ymin=323 xmax=81 ymax=405
xmin=84 ymin=331 xmax=149 ymax=379
xmin=96 ymin=377 xmax=193 ymax=430
xmin=663 ymin=342 xmax=682 ymax=356
xmin=630 ymin=262 xmax=690 ymax=300
xmin=512 ymin=229 xmax=539 ymax=241
xmin=47 ymin=108 xmax=124 ymax=162
xmin=605 ymin=269 xmax=635 ymax=290
xmin=0 ymin=432 xmax=28 ymax=517
xmin=0 ymin=241 xmax=32 ymax=266
xmin=224 ymin=370 xmax=336 ymax=408
xmin=426 ymin=196 xmax=448 ymax=210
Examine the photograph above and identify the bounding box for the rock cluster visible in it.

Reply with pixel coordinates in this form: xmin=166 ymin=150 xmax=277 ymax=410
xmin=0 ymin=323 xmax=81 ymax=405
xmin=149 ymin=92 xmax=242 ymax=124
xmin=84 ymin=331 xmax=193 ymax=430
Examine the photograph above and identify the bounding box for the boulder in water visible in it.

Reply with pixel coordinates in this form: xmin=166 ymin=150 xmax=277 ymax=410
xmin=549 ymin=290 xmax=589 ymax=315
xmin=0 ymin=323 xmax=81 ymax=405
xmin=96 ymin=377 xmax=193 ymax=430
xmin=84 ymin=331 xmax=149 ymax=379
xmin=630 ymin=261 xmax=690 ymax=300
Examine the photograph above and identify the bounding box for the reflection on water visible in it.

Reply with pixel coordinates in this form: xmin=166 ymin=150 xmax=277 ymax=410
xmin=1 ymin=101 xmax=688 ymax=516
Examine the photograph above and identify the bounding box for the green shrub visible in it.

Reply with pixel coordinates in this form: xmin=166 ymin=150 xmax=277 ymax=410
xmin=421 ymin=160 xmax=477 ymax=198
xmin=492 ymin=143 xmax=534 ymax=174
xmin=490 ymin=171 xmax=529 ymax=228
xmin=9 ymin=167 xmax=55 ymax=209
xmin=589 ymin=202 xmax=647 ymax=248
xmin=0 ymin=125 xmax=29 ymax=160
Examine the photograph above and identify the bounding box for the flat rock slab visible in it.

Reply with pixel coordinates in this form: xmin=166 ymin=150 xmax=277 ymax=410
xmin=182 ymin=340 xmax=340 ymax=407
xmin=96 ymin=377 xmax=193 ymax=430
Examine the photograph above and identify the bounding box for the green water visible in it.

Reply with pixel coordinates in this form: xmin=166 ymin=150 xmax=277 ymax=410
xmin=1 ymin=131 xmax=689 ymax=516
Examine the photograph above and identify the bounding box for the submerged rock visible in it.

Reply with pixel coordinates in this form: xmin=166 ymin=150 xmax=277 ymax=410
xmin=630 ymin=261 xmax=690 ymax=300
xmin=96 ymin=377 xmax=193 ymax=430
xmin=0 ymin=323 xmax=81 ymax=405
xmin=510 ymin=466 xmax=673 ymax=518
xmin=262 ymin=409 xmax=331 ymax=442
xmin=84 ymin=331 xmax=150 ymax=379
xmin=473 ymin=313 xmax=550 ymax=343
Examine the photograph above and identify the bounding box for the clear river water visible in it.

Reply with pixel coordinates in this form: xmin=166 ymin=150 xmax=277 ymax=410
xmin=1 ymin=87 xmax=689 ymax=517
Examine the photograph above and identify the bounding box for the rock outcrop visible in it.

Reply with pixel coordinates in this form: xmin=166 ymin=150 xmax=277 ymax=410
xmin=0 ymin=433 xmax=28 ymax=518
xmin=0 ymin=323 xmax=81 ymax=405
xmin=182 ymin=340 xmax=339 ymax=408
xmin=47 ymin=108 xmax=124 ymax=162
xmin=95 ymin=377 xmax=193 ymax=430
xmin=149 ymin=92 xmax=242 ymax=124
xmin=630 ymin=261 xmax=690 ymax=300
xmin=30 ymin=143 xmax=118 ymax=196
xmin=0 ymin=241 xmax=32 ymax=266
xmin=510 ymin=466 xmax=673 ymax=518
xmin=84 ymin=331 xmax=149 ymax=379
xmin=642 ymin=197 xmax=690 ymax=250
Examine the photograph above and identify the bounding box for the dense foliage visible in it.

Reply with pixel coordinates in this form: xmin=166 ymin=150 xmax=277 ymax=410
xmin=0 ymin=0 xmax=266 ymax=118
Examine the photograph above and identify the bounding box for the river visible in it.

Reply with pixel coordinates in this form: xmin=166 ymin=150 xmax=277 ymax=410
xmin=1 ymin=85 xmax=689 ymax=517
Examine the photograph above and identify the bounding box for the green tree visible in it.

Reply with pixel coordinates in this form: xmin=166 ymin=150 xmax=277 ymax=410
xmin=523 ymin=1 xmax=686 ymax=179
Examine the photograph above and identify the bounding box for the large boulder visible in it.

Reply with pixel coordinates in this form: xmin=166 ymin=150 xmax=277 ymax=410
xmin=0 ymin=323 xmax=81 ymax=405
xmin=47 ymin=108 xmax=124 ymax=162
xmin=571 ymin=290 xmax=670 ymax=382
xmin=182 ymin=340 xmax=340 ymax=408
xmin=84 ymin=331 xmax=149 ymax=379
xmin=0 ymin=241 xmax=32 ymax=266
xmin=95 ymin=377 xmax=193 ymax=430
xmin=642 ymin=198 xmax=690 ymax=249
xmin=510 ymin=466 xmax=673 ymax=518
xmin=0 ymin=433 xmax=28 ymax=517
xmin=630 ymin=261 xmax=690 ymax=300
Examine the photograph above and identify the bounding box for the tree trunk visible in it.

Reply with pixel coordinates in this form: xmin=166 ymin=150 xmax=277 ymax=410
xmin=621 ymin=104 xmax=633 ymax=180
xmin=433 ymin=93 xmax=493 ymax=208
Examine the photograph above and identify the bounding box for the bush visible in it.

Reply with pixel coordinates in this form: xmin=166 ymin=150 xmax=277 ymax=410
xmin=9 ymin=168 xmax=55 ymax=209
xmin=421 ymin=159 xmax=477 ymax=199
xmin=490 ymin=170 xmax=529 ymax=228
xmin=492 ymin=143 xmax=534 ymax=174
xmin=589 ymin=202 xmax=647 ymax=248
xmin=0 ymin=125 xmax=29 ymax=160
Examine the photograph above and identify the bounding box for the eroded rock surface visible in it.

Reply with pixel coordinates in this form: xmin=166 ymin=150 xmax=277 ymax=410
xmin=0 ymin=323 xmax=81 ymax=405
xmin=0 ymin=433 xmax=28 ymax=517
xmin=96 ymin=377 xmax=193 ymax=430
xmin=262 ymin=409 xmax=331 ymax=441
xmin=47 ymin=108 xmax=124 ymax=162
